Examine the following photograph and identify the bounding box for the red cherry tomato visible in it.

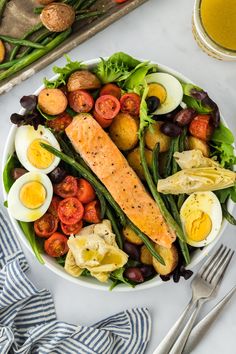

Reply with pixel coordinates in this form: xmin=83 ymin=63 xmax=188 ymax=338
xmin=68 ymin=89 xmax=94 ymax=113
xmin=58 ymin=197 xmax=84 ymax=225
xmin=120 ymin=93 xmax=140 ymax=116
xmin=95 ymin=95 xmax=120 ymax=120
xmin=189 ymin=115 xmax=213 ymax=141
xmin=77 ymin=178 xmax=96 ymax=204
xmin=92 ymin=110 xmax=113 ymax=128
xmin=48 ymin=195 xmax=62 ymax=217
xmin=61 ymin=220 xmax=83 ymax=235
xmin=46 ymin=112 xmax=73 ymax=132
xmin=115 ymin=0 xmax=128 ymax=3
xmin=83 ymin=200 xmax=101 ymax=224
xmin=53 ymin=176 xmax=78 ymax=198
xmin=34 ymin=213 xmax=58 ymax=238
xmin=100 ymin=83 xmax=121 ymax=100
xmin=44 ymin=232 xmax=69 ymax=257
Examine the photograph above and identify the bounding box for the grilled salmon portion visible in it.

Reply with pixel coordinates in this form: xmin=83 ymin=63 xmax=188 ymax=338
xmin=66 ymin=114 xmax=176 ymax=248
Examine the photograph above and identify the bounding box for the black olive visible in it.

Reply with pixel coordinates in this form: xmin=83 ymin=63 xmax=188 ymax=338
xmin=124 ymin=267 xmax=144 ymax=283
xmin=139 ymin=265 xmax=155 ymax=278
xmin=146 ymin=96 xmax=160 ymax=113
xmin=49 ymin=167 xmax=67 ymax=184
xmin=123 ymin=242 xmax=140 ymax=261
xmin=160 ymin=122 xmax=182 ymax=137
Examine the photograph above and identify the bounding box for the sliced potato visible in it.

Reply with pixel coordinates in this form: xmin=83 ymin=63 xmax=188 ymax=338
xmin=127 ymin=147 xmax=152 ymax=180
xmin=144 ymin=121 xmax=171 ymax=152
xmin=40 ymin=3 xmax=75 ymax=32
xmin=38 ymin=88 xmax=68 ymax=115
xmin=187 ymin=136 xmax=210 ymax=157
xmin=0 ymin=40 xmax=5 ymax=63
xmin=140 ymin=245 xmax=153 ymax=265
xmin=123 ymin=226 xmax=143 ymax=245
xmin=152 ymin=244 xmax=178 ymax=275
xmin=109 ymin=113 xmax=139 ymax=151
xmin=67 ymin=70 xmax=101 ymax=92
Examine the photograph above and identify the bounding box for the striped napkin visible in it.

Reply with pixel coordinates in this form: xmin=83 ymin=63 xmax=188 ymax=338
xmin=0 ymin=209 xmax=151 ymax=354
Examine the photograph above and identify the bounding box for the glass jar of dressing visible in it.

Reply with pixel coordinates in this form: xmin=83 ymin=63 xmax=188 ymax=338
xmin=192 ymin=0 xmax=236 ymax=61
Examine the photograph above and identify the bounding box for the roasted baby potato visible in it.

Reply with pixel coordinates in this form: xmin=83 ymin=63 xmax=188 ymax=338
xmin=187 ymin=136 xmax=210 ymax=157
xmin=144 ymin=121 xmax=171 ymax=152
xmin=127 ymin=147 xmax=152 ymax=180
xmin=122 ymin=226 xmax=143 ymax=245
xmin=67 ymin=70 xmax=101 ymax=92
xmin=38 ymin=88 xmax=68 ymax=115
xmin=40 ymin=3 xmax=75 ymax=32
xmin=0 ymin=40 xmax=5 ymax=63
xmin=109 ymin=113 xmax=139 ymax=151
xmin=152 ymin=244 xmax=178 ymax=275
xmin=140 ymin=245 xmax=153 ymax=265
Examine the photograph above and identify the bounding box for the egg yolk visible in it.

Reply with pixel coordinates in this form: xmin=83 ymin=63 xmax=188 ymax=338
xmin=27 ymin=139 xmax=54 ymax=169
xmin=147 ymin=83 xmax=167 ymax=103
xmin=20 ymin=181 xmax=46 ymax=209
xmin=185 ymin=210 xmax=212 ymax=242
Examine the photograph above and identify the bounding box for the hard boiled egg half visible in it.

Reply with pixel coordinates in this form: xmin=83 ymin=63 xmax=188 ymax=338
xmin=8 ymin=172 xmax=53 ymax=222
xmin=180 ymin=191 xmax=222 ymax=247
xmin=145 ymin=73 xmax=183 ymax=115
xmin=15 ymin=125 xmax=60 ymax=174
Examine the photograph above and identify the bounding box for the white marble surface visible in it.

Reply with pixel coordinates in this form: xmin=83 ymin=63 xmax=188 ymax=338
xmin=0 ymin=0 xmax=236 ymax=353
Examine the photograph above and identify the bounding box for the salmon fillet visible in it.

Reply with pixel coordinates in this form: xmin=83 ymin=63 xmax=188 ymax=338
xmin=66 ymin=114 xmax=176 ymax=248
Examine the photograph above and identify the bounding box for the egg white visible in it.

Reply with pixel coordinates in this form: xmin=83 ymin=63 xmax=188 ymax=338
xmin=180 ymin=191 xmax=222 ymax=247
xmin=146 ymin=73 xmax=183 ymax=115
xmin=15 ymin=125 xmax=60 ymax=174
xmin=8 ymin=172 xmax=53 ymax=222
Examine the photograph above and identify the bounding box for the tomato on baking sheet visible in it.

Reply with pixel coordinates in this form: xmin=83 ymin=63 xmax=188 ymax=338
xmin=95 ymin=95 xmax=120 ymax=120
xmin=46 ymin=112 xmax=73 ymax=132
xmin=115 ymin=0 xmax=128 ymax=3
xmin=34 ymin=213 xmax=58 ymax=238
xmin=53 ymin=176 xmax=78 ymax=198
xmin=68 ymin=89 xmax=94 ymax=113
xmin=48 ymin=195 xmax=62 ymax=217
xmin=61 ymin=220 xmax=83 ymax=235
xmin=83 ymin=200 xmax=101 ymax=224
xmin=120 ymin=93 xmax=140 ymax=116
xmin=44 ymin=232 xmax=69 ymax=257
xmin=58 ymin=197 xmax=84 ymax=225
xmin=77 ymin=178 xmax=96 ymax=204
xmin=93 ymin=110 xmax=113 ymax=128
xmin=100 ymin=83 xmax=121 ymax=100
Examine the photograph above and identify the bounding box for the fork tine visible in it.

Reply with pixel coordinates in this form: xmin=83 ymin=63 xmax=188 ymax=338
xmin=201 ymin=245 xmax=227 ymax=281
xmin=209 ymin=249 xmax=234 ymax=285
xmin=198 ymin=244 xmax=224 ymax=278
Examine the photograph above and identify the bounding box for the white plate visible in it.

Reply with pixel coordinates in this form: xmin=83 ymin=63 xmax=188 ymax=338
xmin=2 ymin=58 xmax=235 ymax=291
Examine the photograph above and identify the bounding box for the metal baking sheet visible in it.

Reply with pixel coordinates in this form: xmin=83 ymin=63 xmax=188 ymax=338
xmin=0 ymin=0 xmax=149 ymax=95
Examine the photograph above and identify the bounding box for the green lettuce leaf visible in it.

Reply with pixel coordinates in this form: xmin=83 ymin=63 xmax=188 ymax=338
xmin=19 ymin=221 xmax=44 ymax=264
xmin=3 ymin=153 xmax=21 ymax=193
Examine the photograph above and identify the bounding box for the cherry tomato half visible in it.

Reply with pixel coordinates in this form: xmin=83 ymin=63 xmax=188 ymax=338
xmin=53 ymin=176 xmax=78 ymax=198
xmin=77 ymin=178 xmax=96 ymax=204
xmin=92 ymin=110 xmax=113 ymax=128
xmin=83 ymin=200 xmax=101 ymax=224
xmin=61 ymin=220 xmax=83 ymax=235
xmin=95 ymin=95 xmax=120 ymax=120
xmin=68 ymin=89 xmax=94 ymax=113
xmin=58 ymin=197 xmax=84 ymax=225
xmin=120 ymin=93 xmax=140 ymax=116
xmin=100 ymin=83 xmax=121 ymax=100
xmin=189 ymin=115 xmax=213 ymax=141
xmin=44 ymin=232 xmax=69 ymax=257
xmin=46 ymin=112 xmax=73 ymax=132
xmin=48 ymin=195 xmax=62 ymax=217
xmin=34 ymin=212 xmax=58 ymax=238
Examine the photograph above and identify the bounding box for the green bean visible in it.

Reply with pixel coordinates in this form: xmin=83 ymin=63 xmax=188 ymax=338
xmin=0 ymin=34 xmax=45 ymax=48
xmin=163 ymin=139 xmax=175 ymax=178
xmin=152 ymin=142 xmax=160 ymax=185
xmin=75 ymin=10 xmax=104 ymax=21
xmin=80 ymin=0 xmax=96 ymax=10
xmin=0 ymin=29 xmax=71 ymax=82
xmin=96 ymin=189 xmax=107 ymax=219
xmin=0 ymin=58 xmax=20 ymax=69
xmin=34 ymin=7 xmax=43 ymax=14
xmin=18 ymin=30 xmax=52 ymax=59
xmin=41 ymin=143 xmax=164 ymax=264
xmin=106 ymin=207 xmax=123 ymax=249
xmin=177 ymin=194 xmax=186 ymax=210
xmin=179 ymin=127 xmax=187 ymax=152
xmin=0 ymin=0 xmax=8 ymax=24
xmin=172 ymin=136 xmax=180 ymax=175
xmin=139 ymin=131 xmax=190 ymax=264
xmin=222 ymin=203 xmax=236 ymax=225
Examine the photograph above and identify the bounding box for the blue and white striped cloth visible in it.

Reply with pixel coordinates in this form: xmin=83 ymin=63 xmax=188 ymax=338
xmin=0 ymin=209 xmax=151 ymax=354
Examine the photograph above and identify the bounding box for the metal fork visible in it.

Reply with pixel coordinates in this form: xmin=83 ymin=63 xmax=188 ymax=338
xmin=153 ymin=245 xmax=234 ymax=354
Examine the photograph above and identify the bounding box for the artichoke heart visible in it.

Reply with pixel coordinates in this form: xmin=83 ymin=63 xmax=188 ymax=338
xmin=174 ymin=150 xmax=219 ymax=169
xmin=157 ymin=167 xmax=236 ymax=195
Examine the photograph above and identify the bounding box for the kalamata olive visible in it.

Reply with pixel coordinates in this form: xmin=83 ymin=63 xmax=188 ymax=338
xmin=139 ymin=265 xmax=155 ymax=278
xmin=20 ymin=95 xmax=37 ymax=112
xmin=174 ymin=108 xmax=197 ymax=126
xmin=146 ymin=96 xmax=160 ymax=113
xmin=160 ymin=122 xmax=182 ymax=137
xmin=124 ymin=267 xmax=144 ymax=283
xmin=124 ymin=242 xmax=140 ymax=261
xmin=12 ymin=168 xmax=27 ymax=181
xmin=49 ymin=167 xmax=67 ymax=184
xmin=158 ymin=106 xmax=182 ymax=121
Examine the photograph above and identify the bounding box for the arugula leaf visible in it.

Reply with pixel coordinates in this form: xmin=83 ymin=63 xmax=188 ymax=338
xmin=182 ymin=95 xmax=212 ymax=114
xmin=44 ymin=55 xmax=86 ymax=89
xmin=110 ymin=267 xmax=134 ymax=289
xmin=19 ymin=221 xmax=44 ymax=264
xmin=3 ymin=153 xmax=21 ymax=193
xmin=56 ymin=255 xmax=66 ymax=267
